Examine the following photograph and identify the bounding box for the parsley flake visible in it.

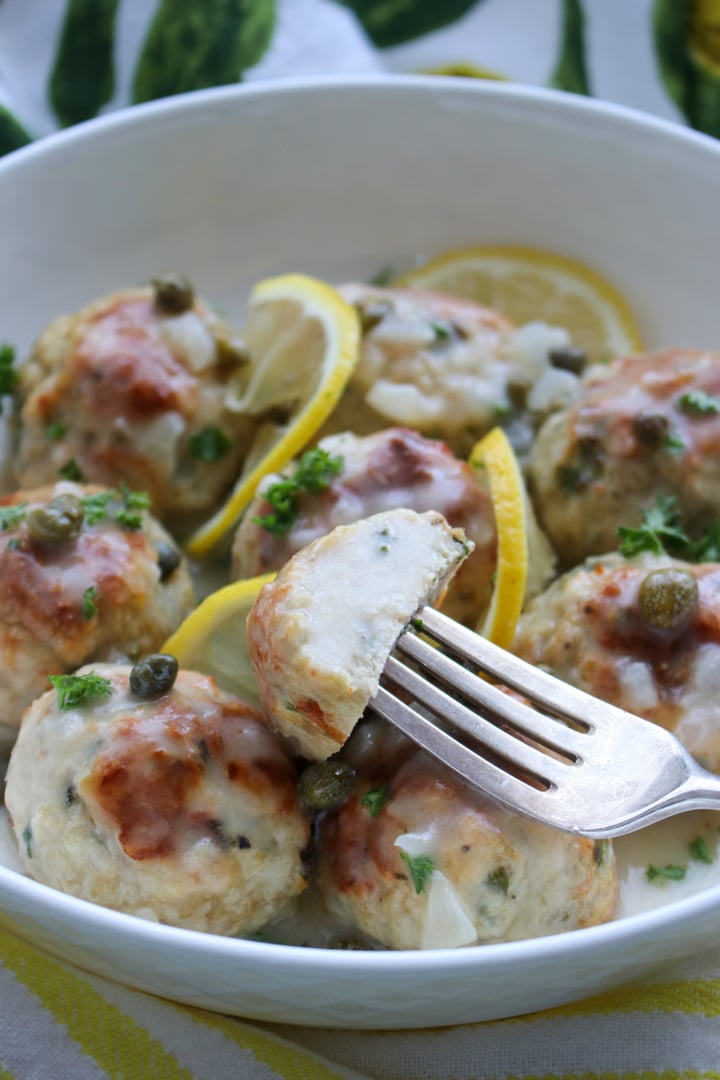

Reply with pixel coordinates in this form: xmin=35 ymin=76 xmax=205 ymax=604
xmin=58 ymin=458 xmax=84 ymax=482
xmin=689 ymin=836 xmax=713 ymax=864
xmin=676 ymin=390 xmax=720 ymax=416
xmin=665 ymin=431 xmax=685 ymax=453
xmin=486 ymin=866 xmax=510 ymax=893
xmin=80 ymin=491 xmax=115 ymax=527
xmin=0 ymin=503 xmax=27 ymax=531
xmin=114 ymin=484 xmax=150 ymax=530
xmin=646 ymin=863 xmax=686 ymax=882
xmin=46 ymin=422 xmax=67 ymax=441
xmin=430 ymin=320 xmax=451 ymax=341
xmin=82 ymin=585 xmax=98 ymax=619
xmin=399 ymin=850 xmax=435 ymax=894
xmin=254 ymin=449 xmax=344 ymax=536
xmin=0 ymin=343 xmax=17 ymax=406
xmin=188 ymin=426 xmax=233 ymax=463
xmin=617 ymin=494 xmax=689 ymax=557
xmin=360 ymin=784 xmax=390 ymax=819
xmin=49 ymin=672 xmax=112 ymax=710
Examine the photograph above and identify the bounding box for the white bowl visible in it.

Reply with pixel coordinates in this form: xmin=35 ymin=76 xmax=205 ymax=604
xmin=1 ymin=76 xmax=720 ymax=1030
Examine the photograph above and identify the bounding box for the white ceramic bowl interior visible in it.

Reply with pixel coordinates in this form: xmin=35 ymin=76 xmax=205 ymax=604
xmin=1 ymin=77 xmax=720 ymax=1029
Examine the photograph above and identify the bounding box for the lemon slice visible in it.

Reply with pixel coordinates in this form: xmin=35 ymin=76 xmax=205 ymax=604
xmin=185 ymin=274 xmax=360 ymax=557
xmin=395 ymin=246 xmax=642 ymax=363
xmin=469 ymin=428 xmax=528 ymax=649
xmin=161 ymin=574 xmax=275 ymax=704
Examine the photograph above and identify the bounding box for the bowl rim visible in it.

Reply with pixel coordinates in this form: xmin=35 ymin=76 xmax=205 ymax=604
xmin=2 ymin=72 xmax=720 ymax=978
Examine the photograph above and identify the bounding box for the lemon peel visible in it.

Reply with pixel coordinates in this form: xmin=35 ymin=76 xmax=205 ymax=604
xmin=161 ymin=574 xmax=275 ymax=704
xmin=395 ymin=245 xmax=642 ymax=364
xmin=185 ymin=274 xmax=360 ymax=557
xmin=469 ymin=428 xmax=528 ymax=649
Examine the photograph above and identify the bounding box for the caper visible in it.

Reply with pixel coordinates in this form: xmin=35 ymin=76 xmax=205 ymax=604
xmin=129 ymin=653 xmax=179 ymax=698
xmin=548 ymin=345 xmax=587 ymax=375
xmin=633 ymin=411 xmax=669 ymax=449
xmin=27 ymin=494 xmax=84 ymax=544
xmin=637 ymin=568 xmax=699 ymax=634
xmin=299 ymin=760 xmax=356 ymax=810
xmin=151 ymin=273 xmax=195 ymax=315
xmin=155 ymin=541 xmax=181 ymax=581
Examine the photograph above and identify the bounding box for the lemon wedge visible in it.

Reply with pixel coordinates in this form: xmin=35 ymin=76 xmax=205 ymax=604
xmin=395 ymin=245 xmax=642 ymax=364
xmin=185 ymin=274 xmax=360 ymax=557
xmin=469 ymin=428 xmax=528 ymax=649
xmin=161 ymin=574 xmax=275 ymax=704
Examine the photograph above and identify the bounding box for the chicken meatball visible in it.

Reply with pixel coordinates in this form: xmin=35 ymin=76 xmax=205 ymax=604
xmin=247 ymin=508 xmax=472 ymax=760
xmin=15 ymin=280 xmax=254 ymax=522
xmin=512 ymin=551 xmax=720 ymax=773
xmin=316 ymin=721 xmax=617 ymax=950
xmin=233 ymin=427 xmax=501 ymax=627
xmin=0 ymin=482 xmax=193 ymax=733
xmin=5 ymin=663 xmax=310 ymax=935
xmin=325 ymin=284 xmax=583 ymax=457
xmin=530 ymin=349 xmax=720 ymax=565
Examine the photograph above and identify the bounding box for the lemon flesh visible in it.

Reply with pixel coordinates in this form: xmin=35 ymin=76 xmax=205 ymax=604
xmin=395 ymin=245 xmax=642 ymax=364
xmin=469 ymin=428 xmax=528 ymax=649
xmin=185 ymin=274 xmax=360 ymax=557
xmin=161 ymin=574 xmax=275 ymax=704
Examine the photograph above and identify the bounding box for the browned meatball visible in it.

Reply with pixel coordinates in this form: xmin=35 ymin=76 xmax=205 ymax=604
xmin=530 ymin=349 xmax=720 ymax=565
xmin=512 ymin=552 xmax=720 ymax=773
xmin=315 ymin=721 xmax=617 ymax=950
xmin=0 ymin=482 xmax=193 ymax=733
xmin=5 ymin=664 xmax=310 ymax=934
xmin=233 ymin=427 xmax=498 ymax=626
xmin=15 ymin=284 xmax=254 ymax=522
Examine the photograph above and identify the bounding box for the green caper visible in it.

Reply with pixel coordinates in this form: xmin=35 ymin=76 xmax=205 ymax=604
xmin=155 ymin=541 xmax=181 ymax=581
xmin=548 ymin=345 xmax=587 ymax=375
xmin=637 ymin=568 xmax=699 ymax=634
xmin=151 ymin=273 xmax=195 ymax=315
xmin=633 ymin=411 xmax=670 ymax=449
xmin=129 ymin=653 xmax=179 ymax=698
xmin=27 ymin=494 xmax=84 ymax=545
xmin=299 ymin=760 xmax=356 ymax=810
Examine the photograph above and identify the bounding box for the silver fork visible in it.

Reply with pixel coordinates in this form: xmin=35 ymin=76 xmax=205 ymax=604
xmin=368 ymin=606 xmax=720 ymax=839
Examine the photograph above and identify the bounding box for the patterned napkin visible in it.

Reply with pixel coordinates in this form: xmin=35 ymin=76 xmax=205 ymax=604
xmin=2 ymin=1 xmax=720 ymax=1077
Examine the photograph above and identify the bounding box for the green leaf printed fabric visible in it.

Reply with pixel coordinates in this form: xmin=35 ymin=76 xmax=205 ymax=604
xmin=549 ymin=0 xmax=591 ymax=95
xmin=49 ymin=0 xmax=121 ymax=127
xmin=332 ymin=0 xmax=486 ymax=49
xmin=653 ymin=0 xmax=720 ymax=138
xmin=0 ymin=105 xmax=32 ymax=158
xmin=132 ymin=0 xmax=276 ymax=104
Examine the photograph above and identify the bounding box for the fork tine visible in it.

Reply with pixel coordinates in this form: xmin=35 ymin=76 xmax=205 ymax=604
xmin=370 ymin=685 xmax=560 ymax=825
xmin=394 ymin=631 xmax=591 ymax=760
xmin=382 ymin=654 xmax=572 ymax=786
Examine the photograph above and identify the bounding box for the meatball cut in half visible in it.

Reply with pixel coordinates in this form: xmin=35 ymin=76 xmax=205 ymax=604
xmin=0 ymin=482 xmax=193 ymax=732
xmin=15 ymin=279 xmax=254 ymax=522
xmin=234 ymin=427 xmax=503 ymax=627
xmin=325 ymin=284 xmax=584 ymax=458
xmin=512 ymin=552 xmax=720 ymax=773
xmin=317 ymin=724 xmax=617 ymax=950
xmin=247 ymin=508 xmax=473 ymax=760
xmin=5 ymin=663 xmax=310 ymax=935
xmin=530 ymin=349 xmax=720 ymax=565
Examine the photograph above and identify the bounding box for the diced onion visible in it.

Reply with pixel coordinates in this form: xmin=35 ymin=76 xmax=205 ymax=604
xmin=422 ymin=871 xmax=478 ymax=950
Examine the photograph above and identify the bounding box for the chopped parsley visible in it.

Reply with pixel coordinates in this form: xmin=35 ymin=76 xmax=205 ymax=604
xmin=254 ymin=449 xmax=344 ymax=536
xmin=0 ymin=343 xmax=17 ymax=405
xmin=49 ymin=672 xmax=112 ymax=710
xmin=486 ymin=866 xmax=510 ymax=893
xmin=360 ymin=784 xmax=390 ymax=819
xmin=665 ymin=431 xmax=685 ymax=453
xmin=689 ymin=836 xmax=713 ymax=864
xmin=646 ymin=863 xmax=686 ymax=882
xmin=46 ymin=422 xmax=67 ymax=441
xmin=617 ymin=494 xmax=689 ymax=557
xmin=399 ymin=850 xmax=435 ymax=895
xmin=188 ymin=425 xmax=233 ymax=463
xmin=430 ymin=320 xmax=451 ymax=341
xmin=78 ymin=487 xmax=150 ymax=530
xmin=676 ymin=390 xmax=720 ymax=416
xmin=80 ymin=490 xmax=116 ymax=526
xmin=58 ymin=458 xmax=84 ymax=482
xmin=82 ymin=585 xmax=98 ymax=619
xmin=685 ymin=520 xmax=720 ymax=563
xmin=0 ymin=503 xmax=27 ymax=531
xmin=114 ymin=484 xmax=150 ymax=530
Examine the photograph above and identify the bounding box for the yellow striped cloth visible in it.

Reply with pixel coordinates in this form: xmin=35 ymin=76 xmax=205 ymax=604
xmin=2 ymin=926 xmax=720 ymax=1079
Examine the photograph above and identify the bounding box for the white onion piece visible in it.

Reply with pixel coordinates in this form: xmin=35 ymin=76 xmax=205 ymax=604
xmin=422 ymin=871 xmax=478 ymax=950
